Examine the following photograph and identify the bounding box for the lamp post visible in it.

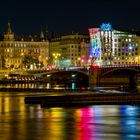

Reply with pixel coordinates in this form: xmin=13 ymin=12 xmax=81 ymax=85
xmin=52 ymin=53 xmax=61 ymax=67
xmin=77 ymin=57 xmax=81 ymax=66
xmin=21 ymin=52 xmax=24 ymax=69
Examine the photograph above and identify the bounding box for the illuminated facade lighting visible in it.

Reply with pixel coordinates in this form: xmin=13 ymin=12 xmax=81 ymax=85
xmin=89 ymin=23 xmax=140 ymax=65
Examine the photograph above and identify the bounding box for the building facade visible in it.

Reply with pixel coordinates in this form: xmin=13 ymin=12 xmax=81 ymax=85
xmin=0 ymin=22 xmax=49 ymax=69
xmin=50 ymin=33 xmax=90 ymax=67
xmin=89 ymin=23 xmax=140 ymax=65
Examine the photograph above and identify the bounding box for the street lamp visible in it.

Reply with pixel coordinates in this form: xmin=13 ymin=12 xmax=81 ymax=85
xmin=52 ymin=53 xmax=61 ymax=67
xmin=77 ymin=57 xmax=81 ymax=66
xmin=21 ymin=52 xmax=24 ymax=69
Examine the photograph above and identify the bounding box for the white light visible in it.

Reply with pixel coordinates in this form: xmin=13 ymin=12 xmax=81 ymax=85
xmin=30 ymin=64 xmax=33 ymax=70
xmin=88 ymin=59 xmax=91 ymax=63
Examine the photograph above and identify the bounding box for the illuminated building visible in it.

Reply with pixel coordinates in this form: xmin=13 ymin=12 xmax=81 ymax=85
xmin=50 ymin=33 xmax=89 ymax=67
xmin=0 ymin=22 xmax=49 ymax=69
xmin=89 ymin=23 xmax=140 ymax=65
xmin=80 ymin=41 xmax=90 ymax=66
xmin=112 ymin=30 xmax=139 ymax=65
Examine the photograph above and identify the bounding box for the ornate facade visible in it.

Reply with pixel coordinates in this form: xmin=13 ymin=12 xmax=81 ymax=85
xmin=0 ymin=22 xmax=49 ymax=69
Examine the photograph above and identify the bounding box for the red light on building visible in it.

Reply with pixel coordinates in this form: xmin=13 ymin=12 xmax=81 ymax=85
xmin=91 ymin=64 xmax=99 ymax=70
xmin=81 ymin=58 xmax=85 ymax=63
xmin=88 ymin=28 xmax=99 ymax=35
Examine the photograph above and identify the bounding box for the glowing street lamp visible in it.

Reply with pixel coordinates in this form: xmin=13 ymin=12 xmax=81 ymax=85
xmin=52 ymin=53 xmax=61 ymax=67
xmin=21 ymin=52 xmax=24 ymax=69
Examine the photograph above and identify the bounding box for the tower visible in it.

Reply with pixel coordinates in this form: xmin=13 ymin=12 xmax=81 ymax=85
xmin=4 ymin=22 xmax=14 ymax=41
xmin=40 ymin=30 xmax=45 ymax=41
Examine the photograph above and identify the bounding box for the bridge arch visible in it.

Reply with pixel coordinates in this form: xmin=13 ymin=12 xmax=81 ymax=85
xmin=98 ymin=67 xmax=140 ymax=89
xmin=101 ymin=67 xmax=140 ymax=77
xmin=40 ymin=70 xmax=89 ymax=87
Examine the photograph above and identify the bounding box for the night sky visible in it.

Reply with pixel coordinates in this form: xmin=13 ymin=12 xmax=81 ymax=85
xmin=0 ymin=0 xmax=140 ymax=36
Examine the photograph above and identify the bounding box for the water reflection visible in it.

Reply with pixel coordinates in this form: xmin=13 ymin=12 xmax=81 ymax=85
xmin=0 ymin=82 xmax=84 ymax=90
xmin=0 ymin=92 xmax=140 ymax=140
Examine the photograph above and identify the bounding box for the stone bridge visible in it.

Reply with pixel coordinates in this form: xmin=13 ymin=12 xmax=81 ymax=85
xmin=24 ymin=65 xmax=140 ymax=89
xmin=90 ymin=64 xmax=140 ymax=89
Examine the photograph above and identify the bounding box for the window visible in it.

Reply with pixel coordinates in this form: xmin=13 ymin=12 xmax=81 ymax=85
xmin=118 ymin=39 xmax=121 ymax=42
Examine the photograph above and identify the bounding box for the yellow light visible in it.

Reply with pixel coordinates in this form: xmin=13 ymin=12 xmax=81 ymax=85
xmin=78 ymin=57 xmax=81 ymax=61
xmin=47 ymin=74 xmax=50 ymax=77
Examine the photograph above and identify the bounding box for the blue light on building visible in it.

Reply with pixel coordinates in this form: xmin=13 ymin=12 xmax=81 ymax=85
xmin=100 ymin=23 xmax=112 ymax=30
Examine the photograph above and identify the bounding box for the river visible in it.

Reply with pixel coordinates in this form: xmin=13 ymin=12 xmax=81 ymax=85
xmin=0 ymin=83 xmax=140 ymax=140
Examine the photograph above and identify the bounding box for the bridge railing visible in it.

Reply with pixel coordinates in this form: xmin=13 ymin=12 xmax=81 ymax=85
xmin=98 ymin=64 xmax=140 ymax=68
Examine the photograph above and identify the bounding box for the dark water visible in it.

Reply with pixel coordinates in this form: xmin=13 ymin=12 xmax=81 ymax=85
xmin=0 ymin=87 xmax=140 ymax=140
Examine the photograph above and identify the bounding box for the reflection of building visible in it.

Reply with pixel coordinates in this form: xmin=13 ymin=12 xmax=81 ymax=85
xmin=0 ymin=22 xmax=49 ymax=69
xmin=50 ymin=33 xmax=90 ymax=67
xmin=89 ymin=23 xmax=140 ymax=65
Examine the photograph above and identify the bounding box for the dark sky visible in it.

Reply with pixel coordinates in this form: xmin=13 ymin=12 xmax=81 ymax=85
xmin=0 ymin=0 xmax=140 ymax=35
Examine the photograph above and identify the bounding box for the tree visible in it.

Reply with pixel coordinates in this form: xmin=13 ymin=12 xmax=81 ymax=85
xmin=22 ymin=55 xmax=44 ymax=69
xmin=22 ymin=55 xmax=34 ymax=69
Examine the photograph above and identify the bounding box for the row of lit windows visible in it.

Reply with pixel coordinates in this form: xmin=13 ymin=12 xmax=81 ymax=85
xmin=114 ymin=43 xmax=138 ymax=47
xmin=1 ymin=43 xmax=47 ymax=48
xmin=101 ymin=56 xmax=138 ymax=60
xmin=4 ymin=48 xmax=42 ymax=53
xmin=115 ymin=52 xmax=138 ymax=56
xmin=114 ymin=62 xmax=138 ymax=64
xmin=113 ymin=57 xmax=137 ymax=60
xmin=6 ymin=59 xmax=21 ymax=63
xmin=101 ymin=47 xmax=138 ymax=52
xmin=114 ymin=38 xmax=138 ymax=42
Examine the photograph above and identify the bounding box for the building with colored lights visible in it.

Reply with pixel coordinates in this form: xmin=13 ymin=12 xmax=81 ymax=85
xmin=49 ymin=33 xmax=90 ymax=67
xmin=0 ymin=22 xmax=49 ymax=69
xmin=89 ymin=23 xmax=140 ymax=65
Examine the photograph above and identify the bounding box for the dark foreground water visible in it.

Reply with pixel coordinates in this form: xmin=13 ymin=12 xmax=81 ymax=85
xmin=0 ymin=90 xmax=140 ymax=140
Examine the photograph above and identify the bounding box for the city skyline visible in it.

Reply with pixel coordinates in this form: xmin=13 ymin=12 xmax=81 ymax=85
xmin=0 ymin=0 xmax=140 ymax=35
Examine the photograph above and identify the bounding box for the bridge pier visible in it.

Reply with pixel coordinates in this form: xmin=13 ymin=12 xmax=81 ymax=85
xmin=89 ymin=67 xmax=139 ymax=91
xmin=89 ymin=68 xmax=99 ymax=88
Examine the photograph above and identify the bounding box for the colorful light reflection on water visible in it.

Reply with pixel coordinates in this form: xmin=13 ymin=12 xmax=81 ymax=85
xmin=0 ymin=92 xmax=140 ymax=140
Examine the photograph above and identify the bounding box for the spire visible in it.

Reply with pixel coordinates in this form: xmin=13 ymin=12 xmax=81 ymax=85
xmin=40 ymin=30 xmax=44 ymax=38
xmin=6 ymin=22 xmax=13 ymax=34
xmin=40 ymin=30 xmax=45 ymax=41
xmin=4 ymin=21 xmax=14 ymax=41
xmin=46 ymin=25 xmax=49 ymax=41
